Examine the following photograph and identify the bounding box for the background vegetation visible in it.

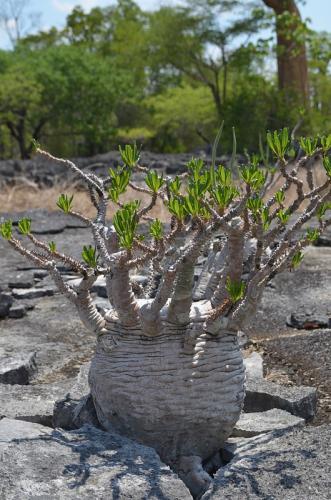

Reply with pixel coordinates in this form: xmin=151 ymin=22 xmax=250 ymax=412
xmin=0 ymin=0 xmax=330 ymax=158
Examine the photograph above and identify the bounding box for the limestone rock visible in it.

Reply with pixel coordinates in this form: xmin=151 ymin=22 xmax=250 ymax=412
xmin=287 ymin=311 xmax=331 ymax=330
xmin=232 ymin=409 xmax=305 ymax=437
xmin=245 ymin=377 xmax=317 ymax=420
xmin=8 ymin=303 xmax=28 ymax=318
xmin=11 ymin=286 xmax=55 ymax=300
xmin=53 ymin=362 xmax=94 ymax=430
xmin=202 ymin=424 xmax=331 ymax=500
xmin=0 ymin=294 xmax=96 ymax=384
xmin=0 ymin=293 xmax=13 ymax=318
xmin=0 ymin=378 xmax=74 ymax=426
xmin=0 ymin=418 xmax=191 ymax=499
xmin=0 ymin=351 xmax=37 ymax=385
xmin=243 ymin=351 xmax=264 ymax=379
xmin=8 ymin=271 xmax=35 ymax=289
xmin=53 ymin=393 xmax=100 ymax=430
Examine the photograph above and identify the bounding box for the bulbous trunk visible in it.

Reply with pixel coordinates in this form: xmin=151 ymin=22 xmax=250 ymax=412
xmin=89 ymin=302 xmax=245 ymax=469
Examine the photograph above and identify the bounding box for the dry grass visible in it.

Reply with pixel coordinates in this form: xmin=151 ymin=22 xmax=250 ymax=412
xmin=0 ymin=161 xmax=328 ymax=220
xmin=262 ymin=159 xmax=329 ymax=209
xmin=0 ymin=181 xmax=170 ymax=221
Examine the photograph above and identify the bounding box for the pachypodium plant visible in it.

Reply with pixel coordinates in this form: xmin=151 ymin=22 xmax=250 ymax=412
xmin=1 ymin=131 xmax=331 ymax=496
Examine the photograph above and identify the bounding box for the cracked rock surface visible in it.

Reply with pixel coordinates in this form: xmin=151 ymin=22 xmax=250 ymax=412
xmin=0 ymin=418 xmax=191 ymax=500
xmin=202 ymin=424 xmax=331 ymax=500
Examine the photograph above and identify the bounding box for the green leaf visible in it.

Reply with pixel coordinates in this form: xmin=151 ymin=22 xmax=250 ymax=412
xmin=183 ymin=194 xmax=201 ymax=217
xmin=49 ymin=241 xmax=57 ymax=253
xmin=306 ymin=228 xmax=319 ymax=242
xmin=113 ymin=201 xmax=140 ymax=250
xmin=168 ymin=197 xmax=186 ymax=221
xmin=0 ymin=220 xmax=12 ymax=240
xmin=145 ymin=170 xmax=164 ymax=193
xmin=212 ymin=185 xmax=238 ymax=209
xmin=216 ymin=165 xmax=232 ymax=186
xmin=82 ymin=245 xmax=98 ymax=268
xmin=199 ymin=206 xmax=211 ymax=220
xmin=267 ymin=128 xmax=289 ymax=160
xmin=322 ymin=157 xmax=331 ymax=178
xmin=246 ymin=197 xmax=263 ymax=215
xmin=225 ymin=276 xmax=246 ymax=303
xmin=320 ymin=134 xmax=331 ymax=155
xmin=299 ymin=136 xmax=318 ymax=156
xmin=149 ymin=219 xmax=163 ymax=240
xmin=18 ymin=218 xmax=31 ymax=235
xmin=246 ymin=197 xmax=269 ymax=228
xmin=261 ymin=207 xmax=270 ymax=230
xmin=108 ymin=167 xmax=131 ymax=202
xmin=168 ymin=176 xmax=181 ymax=195
xmin=275 ymin=190 xmax=285 ymax=205
xmin=188 ymin=158 xmax=204 ymax=181
xmin=119 ymin=143 xmax=140 ymax=168
xmin=56 ymin=194 xmax=74 ymax=213
xmin=317 ymin=202 xmax=331 ymax=220
xmin=276 ymin=209 xmax=290 ymax=225
xmin=291 ymin=250 xmax=304 ymax=269
xmin=31 ymin=138 xmax=41 ymax=152
xmin=240 ymin=165 xmax=266 ymax=190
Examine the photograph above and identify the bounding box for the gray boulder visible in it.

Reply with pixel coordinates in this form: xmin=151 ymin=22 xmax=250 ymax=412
xmin=202 ymin=424 xmax=331 ymax=500
xmin=245 ymin=377 xmax=317 ymax=420
xmin=8 ymin=270 xmax=35 ymax=289
xmin=11 ymin=286 xmax=55 ymax=300
xmin=0 ymin=351 xmax=37 ymax=384
xmin=232 ymin=409 xmax=305 ymax=437
xmin=0 ymin=292 xmax=13 ymax=318
xmin=0 ymin=378 xmax=74 ymax=426
xmin=53 ymin=362 xmax=94 ymax=429
xmin=243 ymin=351 xmax=264 ymax=379
xmin=8 ymin=303 xmax=28 ymax=318
xmin=287 ymin=311 xmax=331 ymax=329
xmin=53 ymin=393 xmax=100 ymax=430
xmin=0 ymin=418 xmax=191 ymax=499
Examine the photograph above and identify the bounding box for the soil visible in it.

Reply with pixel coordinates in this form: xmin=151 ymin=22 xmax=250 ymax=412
xmin=245 ymin=246 xmax=331 ymax=425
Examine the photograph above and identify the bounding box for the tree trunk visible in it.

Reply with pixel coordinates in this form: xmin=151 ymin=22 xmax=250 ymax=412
xmin=89 ymin=300 xmax=245 ymax=495
xmin=262 ymin=0 xmax=309 ymax=105
xmin=6 ymin=120 xmax=31 ymax=159
xmin=209 ymin=83 xmax=222 ymax=122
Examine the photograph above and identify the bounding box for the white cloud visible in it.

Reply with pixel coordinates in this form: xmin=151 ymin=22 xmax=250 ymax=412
xmin=6 ymin=18 xmax=17 ymax=29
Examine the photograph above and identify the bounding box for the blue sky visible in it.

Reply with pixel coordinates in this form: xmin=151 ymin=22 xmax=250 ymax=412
xmin=0 ymin=0 xmax=330 ymax=48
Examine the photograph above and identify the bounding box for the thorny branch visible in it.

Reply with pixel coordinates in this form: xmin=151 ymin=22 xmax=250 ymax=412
xmin=2 ymin=137 xmax=330 ymax=335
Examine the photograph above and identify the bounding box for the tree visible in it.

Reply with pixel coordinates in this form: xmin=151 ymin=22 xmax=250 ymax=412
xmin=262 ymin=0 xmax=309 ymax=105
xmin=0 ymin=64 xmax=44 ymax=158
xmin=146 ymin=83 xmax=216 ymax=152
xmin=0 ymin=46 xmax=125 ymax=158
xmin=148 ymin=1 xmax=266 ymax=121
xmin=0 ymin=0 xmax=40 ymax=46
xmin=308 ymin=31 xmax=331 ymax=133
xmin=1 ymin=134 xmax=330 ymax=496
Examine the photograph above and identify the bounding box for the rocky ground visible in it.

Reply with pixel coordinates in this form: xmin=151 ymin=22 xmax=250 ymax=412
xmin=249 ymin=243 xmax=331 ymax=425
xmin=0 ymin=178 xmax=330 ymax=497
xmin=0 ymin=150 xmax=230 ymax=188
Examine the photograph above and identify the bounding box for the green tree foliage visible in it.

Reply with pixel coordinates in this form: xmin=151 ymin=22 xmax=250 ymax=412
xmin=0 ymin=0 xmax=329 ymax=158
xmin=0 ymin=45 xmax=128 ymax=157
xmin=147 ymin=1 xmax=267 ymax=120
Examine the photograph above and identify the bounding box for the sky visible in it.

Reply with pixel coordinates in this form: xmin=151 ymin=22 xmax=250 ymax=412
xmin=0 ymin=0 xmax=330 ymax=48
